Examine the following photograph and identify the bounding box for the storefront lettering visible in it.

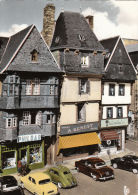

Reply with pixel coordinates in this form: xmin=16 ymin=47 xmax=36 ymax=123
xmin=61 ymin=122 xmax=98 ymax=135
xmin=101 ymin=118 xmax=128 ymax=128
xmin=18 ymin=134 xmax=41 ymax=143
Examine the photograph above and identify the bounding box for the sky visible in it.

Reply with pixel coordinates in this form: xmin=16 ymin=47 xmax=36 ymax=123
xmin=0 ymin=0 xmax=138 ymax=40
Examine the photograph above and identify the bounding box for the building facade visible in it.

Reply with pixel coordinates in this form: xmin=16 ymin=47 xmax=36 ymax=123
xmin=126 ymin=44 xmax=138 ymax=138
xmin=50 ymin=11 xmax=105 ymax=161
xmin=0 ymin=25 xmax=62 ymax=174
xmin=100 ymin=36 xmax=136 ymax=155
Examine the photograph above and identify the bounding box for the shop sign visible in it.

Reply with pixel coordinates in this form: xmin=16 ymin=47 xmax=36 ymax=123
xmin=60 ymin=122 xmax=98 ymax=135
xmin=18 ymin=134 xmax=41 ymax=143
xmin=101 ymin=118 xmax=128 ymax=128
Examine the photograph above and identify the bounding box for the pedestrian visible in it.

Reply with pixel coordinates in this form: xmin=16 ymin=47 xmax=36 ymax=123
xmin=17 ymin=160 xmax=22 ymax=176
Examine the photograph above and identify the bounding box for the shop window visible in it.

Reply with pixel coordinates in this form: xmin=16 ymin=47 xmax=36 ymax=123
xmin=107 ymin=107 xmax=113 ymax=118
xmin=2 ymin=151 xmax=16 ymax=169
xmin=6 ymin=118 xmax=17 ymax=128
xmin=79 ymin=78 xmax=90 ymax=94
xmin=109 ymin=84 xmax=115 ymax=96
xmin=29 ymin=147 xmax=42 ymax=164
xmin=31 ymin=49 xmax=38 ymax=62
xmin=117 ymin=107 xmax=123 ymax=118
xmin=23 ymin=111 xmax=42 ymax=126
xmin=46 ymin=114 xmax=56 ymax=124
xmin=81 ymin=56 xmax=89 ymax=67
xmin=77 ymin=103 xmax=85 ymax=122
xmin=119 ymin=84 xmax=125 ymax=96
xmin=26 ymin=78 xmax=40 ymax=95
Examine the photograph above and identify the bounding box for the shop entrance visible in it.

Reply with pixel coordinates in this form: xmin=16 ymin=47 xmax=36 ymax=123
xmin=20 ymin=149 xmax=27 ymax=162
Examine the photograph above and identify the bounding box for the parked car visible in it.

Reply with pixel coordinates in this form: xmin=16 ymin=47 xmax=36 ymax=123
xmin=44 ymin=165 xmax=77 ymax=188
xmin=20 ymin=172 xmax=59 ymax=195
xmin=0 ymin=175 xmax=24 ymax=195
xmin=111 ymin=155 xmax=138 ymax=174
xmin=75 ymin=157 xmax=114 ymax=181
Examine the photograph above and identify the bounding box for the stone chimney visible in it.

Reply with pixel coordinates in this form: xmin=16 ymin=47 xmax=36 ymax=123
xmin=42 ymin=4 xmax=55 ymax=46
xmin=85 ymin=15 xmax=94 ymax=30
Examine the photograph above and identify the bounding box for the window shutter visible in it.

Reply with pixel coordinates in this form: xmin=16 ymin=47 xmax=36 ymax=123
xmin=79 ymin=79 xmax=81 ymax=94
xmin=36 ymin=111 xmax=42 ymax=126
xmin=86 ymin=80 xmax=90 ymax=94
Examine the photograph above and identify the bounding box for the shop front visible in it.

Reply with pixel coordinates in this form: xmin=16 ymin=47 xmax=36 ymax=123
xmin=99 ymin=129 xmax=124 ymax=155
xmin=0 ymin=135 xmax=45 ymax=175
xmin=57 ymin=122 xmax=101 ymax=161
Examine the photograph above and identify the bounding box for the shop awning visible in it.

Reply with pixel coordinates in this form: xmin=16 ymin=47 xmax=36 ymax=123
xmin=101 ymin=130 xmax=119 ymax=141
xmin=57 ymin=132 xmax=101 ymax=154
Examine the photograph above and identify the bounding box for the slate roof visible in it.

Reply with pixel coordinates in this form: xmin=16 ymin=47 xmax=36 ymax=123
xmin=0 ymin=25 xmax=62 ymax=74
xmin=100 ymin=36 xmax=119 ymax=55
xmin=126 ymin=44 xmax=138 ymax=53
xmin=100 ymin=36 xmax=136 ymax=81
xmin=0 ymin=37 xmax=9 ymax=62
xmin=51 ymin=11 xmax=104 ymax=51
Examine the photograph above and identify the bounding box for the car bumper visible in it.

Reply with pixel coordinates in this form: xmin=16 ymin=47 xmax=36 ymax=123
xmin=99 ymin=175 xmax=114 ymax=181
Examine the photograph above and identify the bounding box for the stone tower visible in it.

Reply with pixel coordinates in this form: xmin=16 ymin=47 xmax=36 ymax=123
xmin=42 ymin=4 xmax=55 ymax=46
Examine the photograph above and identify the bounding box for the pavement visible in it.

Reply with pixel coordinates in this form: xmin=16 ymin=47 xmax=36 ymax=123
xmin=11 ymin=147 xmax=135 ymax=183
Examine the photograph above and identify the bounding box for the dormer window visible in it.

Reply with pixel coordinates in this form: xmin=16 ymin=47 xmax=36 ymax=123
xmin=81 ymin=56 xmax=89 ymax=67
xmin=79 ymin=34 xmax=85 ymax=42
xmin=31 ymin=49 xmax=38 ymax=62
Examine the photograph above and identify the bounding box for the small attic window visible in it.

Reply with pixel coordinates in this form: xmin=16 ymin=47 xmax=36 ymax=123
xmin=105 ymin=53 xmax=110 ymax=59
xmin=55 ymin=36 xmax=60 ymax=43
xmin=79 ymin=34 xmax=85 ymax=42
xmin=31 ymin=49 xmax=38 ymax=62
xmin=119 ymin=64 xmax=123 ymax=73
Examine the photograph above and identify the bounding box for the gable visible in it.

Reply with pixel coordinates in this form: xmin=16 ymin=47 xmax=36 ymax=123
xmin=7 ymin=27 xmax=61 ymax=73
xmin=105 ymin=38 xmax=136 ymax=81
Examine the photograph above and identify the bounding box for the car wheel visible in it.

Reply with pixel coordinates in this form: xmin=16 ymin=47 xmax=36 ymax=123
xmin=113 ymin=163 xmax=118 ymax=169
xmin=90 ymin=173 xmax=97 ymax=181
xmin=58 ymin=182 xmax=62 ymax=188
xmin=76 ymin=167 xmax=80 ymax=172
xmin=132 ymin=169 xmax=138 ymax=174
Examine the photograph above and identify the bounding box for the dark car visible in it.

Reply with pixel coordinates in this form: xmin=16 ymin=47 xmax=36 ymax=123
xmin=75 ymin=157 xmax=114 ymax=181
xmin=111 ymin=155 xmax=138 ymax=174
xmin=0 ymin=176 xmax=24 ymax=195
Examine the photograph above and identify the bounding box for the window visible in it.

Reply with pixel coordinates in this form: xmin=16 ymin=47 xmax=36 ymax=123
xmin=46 ymin=114 xmax=56 ymax=124
xmin=119 ymin=64 xmax=123 ymax=73
xmin=23 ymin=111 xmax=42 ymax=126
xmin=109 ymin=84 xmax=115 ymax=96
xmin=31 ymin=49 xmax=38 ymax=62
xmin=26 ymin=78 xmax=40 ymax=95
xmin=6 ymin=118 xmax=17 ymax=128
xmin=23 ymin=111 xmax=30 ymax=125
xmin=8 ymin=76 xmax=19 ymax=96
xmin=77 ymin=103 xmax=85 ymax=122
xmin=119 ymin=84 xmax=125 ymax=96
xmin=50 ymin=85 xmax=54 ymax=95
xmin=81 ymin=56 xmax=89 ymax=67
xmin=117 ymin=107 xmax=123 ymax=118
xmin=107 ymin=107 xmax=113 ymax=118
xmin=79 ymin=79 xmax=90 ymax=94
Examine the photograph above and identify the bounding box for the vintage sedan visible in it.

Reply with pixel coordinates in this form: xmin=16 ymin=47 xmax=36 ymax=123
xmin=20 ymin=172 xmax=59 ymax=195
xmin=0 ymin=175 xmax=24 ymax=195
xmin=44 ymin=165 xmax=77 ymax=188
xmin=75 ymin=157 xmax=114 ymax=181
xmin=111 ymin=155 xmax=138 ymax=174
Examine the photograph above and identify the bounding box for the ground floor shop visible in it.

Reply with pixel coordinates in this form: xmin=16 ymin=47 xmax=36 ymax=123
xmin=0 ymin=139 xmax=47 ymax=175
xmin=99 ymin=128 xmax=126 ymax=155
xmin=56 ymin=132 xmax=101 ymax=162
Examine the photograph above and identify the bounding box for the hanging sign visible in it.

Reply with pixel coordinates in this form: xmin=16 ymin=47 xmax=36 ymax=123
xmin=18 ymin=134 xmax=41 ymax=143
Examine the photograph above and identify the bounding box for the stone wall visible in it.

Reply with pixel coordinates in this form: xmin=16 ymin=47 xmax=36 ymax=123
xmin=42 ymin=4 xmax=55 ymax=46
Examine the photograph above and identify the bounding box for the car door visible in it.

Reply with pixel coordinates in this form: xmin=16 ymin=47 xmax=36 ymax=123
xmin=118 ymin=158 xmax=125 ymax=169
xmin=48 ymin=169 xmax=55 ymax=181
xmin=124 ymin=158 xmax=133 ymax=170
xmin=53 ymin=170 xmax=60 ymax=184
xmin=30 ymin=177 xmax=38 ymax=194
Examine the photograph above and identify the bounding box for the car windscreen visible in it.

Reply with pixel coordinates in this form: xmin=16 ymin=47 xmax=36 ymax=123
xmin=63 ymin=171 xmax=70 ymax=175
xmin=95 ymin=162 xmax=106 ymax=168
xmin=1 ymin=177 xmax=17 ymax=188
xmin=39 ymin=179 xmax=51 ymax=185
